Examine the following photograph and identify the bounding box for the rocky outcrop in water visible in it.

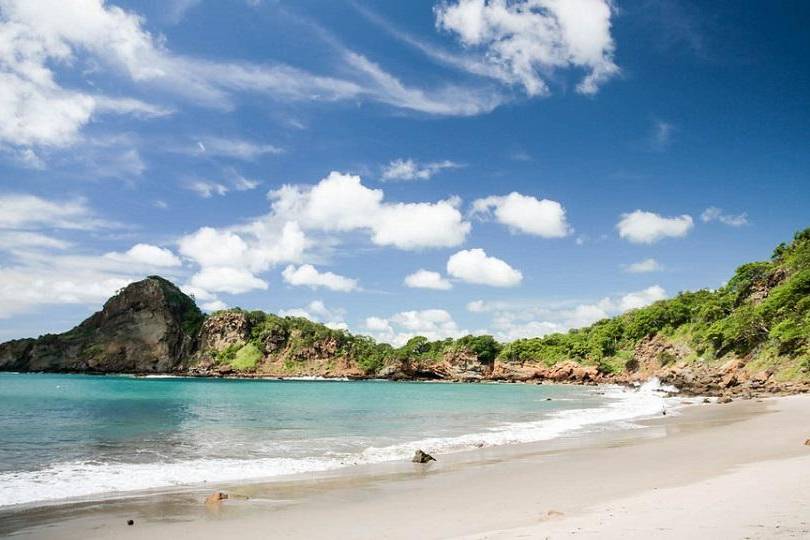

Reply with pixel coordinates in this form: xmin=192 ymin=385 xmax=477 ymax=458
xmin=0 ymin=276 xmax=203 ymax=373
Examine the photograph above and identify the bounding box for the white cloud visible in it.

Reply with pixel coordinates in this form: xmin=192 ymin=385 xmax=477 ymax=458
xmin=404 ymin=269 xmax=452 ymax=290
xmin=0 ymin=0 xmax=510 ymax=154
xmin=447 ymin=248 xmax=522 ymax=287
xmin=177 ymin=170 xmax=470 ymax=303
xmin=380 ymin=158 xmax=461 ymax=181
xmin=0 ymin=245 xmax=189 ymax=319
xmin=342 ymin=50 xmax=504 ymax=116
xmin=201 ymin=299 xmax=227 ymax=312
xmin=270 ymin=171 xmax=470 ymax=250
xmin=230 ymin=173 xmax=261 ymax=191
xmin=616 ymin=285 xmax=666 ymax=311
xmin=188 ymin=266 xmax=268 ymax=295
xmin=473 ymin=285 xmax=668 ymax=342
xmin=617 ymin=210 xmax=693 ymax=244
xmin=435 ymin=0 xmax=619 ymax=96
xmin=280 ymin=300 xmax=347 ymax=329
xmin=624 ymin=258 xmax=663 ymax=274
xmin=177 ymin=220 xmax=309 ymax=302
xmin=0 ymin=194 xmax=112 ymax=230
xmin=282 ymin=264 xmax=359 ymax=292
xmin=0 ymin=231 xmax=70 ymax=250
xmin=701 ymin=207 xmax=748 ymax=227
xmin=192 ymin=137 xmax=283 ymax=160
xmin=178 ymin=227 xmax=249 ymax=269
xmin=650 ymin=120 xmax=674 ymax=150
xmin=184 ymin=180 xmax=229 ymax=198
xmin=0 ymin=266 xmax=132 ymax=318
xmin=471 ymin=192 xmax=571 ymax=238
xmin=105 ymin=243 xmax=182 ymax=267
xmin=364 ymin=308 xmax=466 ymax=346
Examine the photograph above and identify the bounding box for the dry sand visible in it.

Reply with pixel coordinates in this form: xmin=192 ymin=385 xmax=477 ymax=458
xmin=2 ymin=394 xmax=809 ymax=539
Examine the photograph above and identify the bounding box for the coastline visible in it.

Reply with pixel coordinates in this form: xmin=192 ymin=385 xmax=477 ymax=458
xmin=4 ymin=394 xmax=809 ymax=539
xmin=0 ymin=377 xmax=681 ymax=509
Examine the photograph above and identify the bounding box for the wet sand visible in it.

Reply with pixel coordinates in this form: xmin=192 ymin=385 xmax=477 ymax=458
xmin=2 ymin=395 xmax=809 ymax=539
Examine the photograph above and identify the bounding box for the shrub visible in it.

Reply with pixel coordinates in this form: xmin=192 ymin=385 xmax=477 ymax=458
xmin=231 ymin=343 xmax=262 ymax=371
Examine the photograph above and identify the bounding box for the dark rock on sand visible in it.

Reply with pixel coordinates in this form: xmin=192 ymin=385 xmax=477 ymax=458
xmin=412 ymin=449 xmax=436 ymax=463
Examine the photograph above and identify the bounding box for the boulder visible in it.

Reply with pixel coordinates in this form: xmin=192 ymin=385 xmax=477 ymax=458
xmin=412 ymin=449 xmax=436 ymax=463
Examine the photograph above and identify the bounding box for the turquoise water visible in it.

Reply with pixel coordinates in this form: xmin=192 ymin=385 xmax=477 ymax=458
xmin=0 ymin=373 xmax=673 ymax=507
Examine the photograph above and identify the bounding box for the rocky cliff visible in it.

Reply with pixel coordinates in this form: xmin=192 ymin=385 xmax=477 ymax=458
xmin=0 ymin=276 xmax=203 ymax=373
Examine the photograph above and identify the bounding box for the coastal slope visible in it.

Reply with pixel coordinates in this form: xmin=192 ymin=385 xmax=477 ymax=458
xmin=1 ymin=228 xmax=808 ymax=395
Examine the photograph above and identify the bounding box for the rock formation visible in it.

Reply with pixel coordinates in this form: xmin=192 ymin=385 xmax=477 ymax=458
xmin=0 ymin=276 xmax=202 ymax=373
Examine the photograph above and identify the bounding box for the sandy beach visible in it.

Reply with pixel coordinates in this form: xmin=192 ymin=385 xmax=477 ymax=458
xmin=2 ymin=393 xmax=808 ymax=539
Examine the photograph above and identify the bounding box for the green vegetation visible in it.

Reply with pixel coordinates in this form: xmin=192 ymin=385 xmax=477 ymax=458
xmin=197 ymin=228 xmax=810 ymax=380
xmin=231 ymin=343 xmax=262 ymax=371
xmin=497 ymin=228 xmax=810 ymax=377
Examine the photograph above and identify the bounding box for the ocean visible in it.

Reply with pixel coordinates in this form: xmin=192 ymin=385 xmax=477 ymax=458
xmin=0 ymin=373 xmax=678 ymax=508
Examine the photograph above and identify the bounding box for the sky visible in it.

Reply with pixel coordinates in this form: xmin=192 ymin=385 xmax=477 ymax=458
xmin=1 ymin=0 xmax=808 ymax=344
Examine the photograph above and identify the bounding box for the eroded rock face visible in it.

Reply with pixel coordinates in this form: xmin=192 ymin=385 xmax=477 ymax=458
xmin=0 ymin=276 xmax=202 ymax=373
xmin=197 ymin=310 xmax=250 ymax=354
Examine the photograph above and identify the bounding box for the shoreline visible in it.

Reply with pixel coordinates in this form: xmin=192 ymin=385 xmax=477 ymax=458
xmin=0 ymin=378 xmax=681 ymax=510
xmin=4 ymin=367 xmax=809 ymax=399
xmin=4 ymin=394 xmax=809 ymax=539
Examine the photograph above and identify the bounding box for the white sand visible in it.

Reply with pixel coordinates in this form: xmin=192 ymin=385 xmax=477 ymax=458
xmin=4 ymin=395 xmax=810 ymax=539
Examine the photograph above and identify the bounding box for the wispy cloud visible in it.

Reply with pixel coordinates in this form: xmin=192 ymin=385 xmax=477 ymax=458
xmin=701 ymin=207 xmax=748 ymax=227
xmin=380 ymin=158 xmax=462 ymax=181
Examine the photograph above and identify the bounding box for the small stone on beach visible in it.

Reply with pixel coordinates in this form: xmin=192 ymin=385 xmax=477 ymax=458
xmin=804 ymin=438 xmax=810 ymax=446
xmin=205 ymin=491 xmax=229 ymax=505
xmin=127 ymin=520 xmax=134 ymax=526
xmin=412 ymin=449 xmax=436 ymax=463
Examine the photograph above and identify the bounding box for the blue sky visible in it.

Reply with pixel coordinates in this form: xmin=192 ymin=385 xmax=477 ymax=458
xmin=1 ymin=0 xmax=808 ymax=344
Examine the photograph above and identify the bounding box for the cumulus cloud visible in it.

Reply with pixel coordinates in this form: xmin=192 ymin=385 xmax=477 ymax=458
xmin=471 ymin=192 xmax=571 ymax=238
xmin=188 ymin=266 xmax=268 ymax=295
xmin=624 ymin=258 xmax=663 ymax=274
xmin=270 ymin=171 xmax=470 ymax=250
xmin=105 ymin=244 xmax=182 ymax=267
xmin=380 ymin=158 xmax=461 ymax=181
xmin=403 ymin=269 xmax=453 ymax=290
xmin=282 ymin=264 xmax=359 ymax=292
xmin=435 ymin=0 xmax=619 ymax=96
xmin=617 ymin=210 xmax=693 ymax=244
xmin=701 ymin=207 xmax=748 ymax=227
xmin=178 ymin=221 xmax=309 ymax=301
xmin=447 ymin=248 xmax=522 ymax=287
xmin=177 ymin=170 xmax=469 ymax=305
xmin=364 ymin=308 xmax=466 ymax=346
